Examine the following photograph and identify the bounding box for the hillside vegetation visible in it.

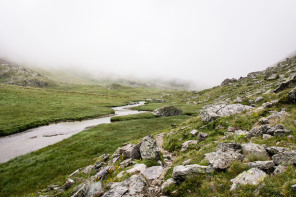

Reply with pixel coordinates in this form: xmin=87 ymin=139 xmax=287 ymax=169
xmin=0 ymin=56 xmax=296 ymax=197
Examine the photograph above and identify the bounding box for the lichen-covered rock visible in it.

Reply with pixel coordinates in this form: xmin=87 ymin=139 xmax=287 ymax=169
xmin=230 ymin=168 xmax=267 ymax=191
xmin=197 ymin=132 xmax=208 ymax=141
xmin=127 ymin=164 xmax=147 ymax=174
xmin=273 ymin=165 xmax=286 ymax=175
xmin=153 ymin=106 xmax=183 ymax=116
xmin=140 ymin=135 xmax=160 ymax=160
xmin=265 ymin=146 xmax=289 ymax=156
xmin=142 ymin=166 xmax=164 ymax=180
xmin=113 ymin=143 xmax=141 ymax=161
xmin=272 ymin=151 xmax=296 ymax=166
xmin=247 ymin=161 xmax=275 ymax=171
xmin=95 ymin=166 xmax=110 ymax=180
xmin=218 ymin=142 xmax=242 ymax=152
xmin=200 ymin=104 xmax=253 ymax=122
xmin=274 ymin=74 xmax=296 ymax=93
xmin=241 ymin=143 xmax=270 ymax=158
xmin=234 ymin=130 xmax=248 ymax=138
xmin=102 ymin=175 xmax=147 ymax=197
xmin=180 ymin=140 xmax=198 ymax=152
xmin=204 ymin=149 xmax=244 ymax=169
xmin=86 ymin=181 xmax=103 ymax=197
xmin=173 ymin=164 xmax=213 ymax=183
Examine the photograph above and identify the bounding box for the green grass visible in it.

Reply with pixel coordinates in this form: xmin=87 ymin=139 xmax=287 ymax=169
xmin=110 ymin=112 xmax=157 ymax=122
xmin=0 ymin=84 xmax=176 ymax=136
xmin=0 ymin=115 xmax=189 ymax=196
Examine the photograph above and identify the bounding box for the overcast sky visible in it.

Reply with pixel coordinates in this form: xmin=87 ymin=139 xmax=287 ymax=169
xmin=0 ymin=0 xmax=296 ymax=87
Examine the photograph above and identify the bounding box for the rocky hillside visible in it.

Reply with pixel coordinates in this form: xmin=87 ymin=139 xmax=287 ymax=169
xmin=0 ymin=58 xmax=55 ymax=87
xmin=36 ymin=56 xmax=296 ymax=197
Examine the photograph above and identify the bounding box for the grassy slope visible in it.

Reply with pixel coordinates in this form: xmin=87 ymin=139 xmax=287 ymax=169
xmin=0 ymin=116 xmax=189 ymax=196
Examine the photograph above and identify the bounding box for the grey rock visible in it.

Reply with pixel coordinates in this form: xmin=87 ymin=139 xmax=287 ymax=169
xmin=218 ymin=142 xmax=242 ymax=152
xmin=190 ymin=129 xmax=198 ymax=136
xmin=127 ymin=164 xmax=147 ymax=174
xmin=273 ymin=165 xmax=286 ymax=175
xmin=71 ymin=182 xmax=91 ymax=197
xmin=140 ymin=135 xmax=160 ymax=160
xmin=262 ymin=100 xmax=278 ymax=108
xmin=241 ymin=143 xmax=269 ymax=158
xmin=266 ymin=110 xmax=290 ymax=120
xmin=255 ymin=97 xmax=264 ymax=103
xmin=120 ymin=158 xmax=135 ymax=168
xmin=200 ymin=104 xmax=253 ymax=122
xmin=274 ymin=74 xmax=296 ymax=93
xmin=153 ymin=106 xmax=183 ymax=116
xmin=272 ymin=151 xmax=296 ymax=165
xmin=230 ymin=168 xmax=267 ymax=191
xmin=86 ymin=181 xmax=102 ymax=197
xmin=82 ymin=165 xmax=94 ymax=174
xmin=161 ymin=178 xmax=175 ymax=191
xmin=113 ymin=143 xmax=141 ymax=161
xmin=173 ymin=164 xmax=213 ymax=183
xmin=288 ymin=88 xmax=296 ymax=103
xmin=204 ymin=149 xmax=244 ymax=169
xmin=61 ymin=178 xmax=75 ymax=190
xmin=180 ymin=140 xmax=198 ymax=152
xmin=142 ymin=166 xmax=164 ymax=180
xmin=262 ymin=134 xmax=273 ymax=139
xmin=103 ymin=175 xmax=147 ymax=197
xmin=95 ymin=166 xmax=110 ymax=180
xmin=265 ymin=73 xmax=279 ymax=80
xmin=197 ymin=132 xmax=208 ymax=141
xmin=247 ymin=161 xmax=275 ymax=171
xmin=258 ymin=117 xmax=269 ymax=125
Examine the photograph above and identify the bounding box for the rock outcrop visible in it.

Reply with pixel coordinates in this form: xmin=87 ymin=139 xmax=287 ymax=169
xmin=200 ymin=104 xmax=253 ymax=122
xmin=153 ymin=106 xmax=183 ymax=116
xmin=173 ymin=164 xmax=213 ymax=183
xmin=140 ymin=135 xmax=160 ymax=160
xmin=230 ymin=168 xmax=267 ymax=191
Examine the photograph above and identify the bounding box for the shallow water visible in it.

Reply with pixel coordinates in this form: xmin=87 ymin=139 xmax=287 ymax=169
xmin=0 ymin=101 xmax=145 ymax=163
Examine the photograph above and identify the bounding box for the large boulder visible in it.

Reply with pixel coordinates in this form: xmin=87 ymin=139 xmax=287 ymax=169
xmin=274 ymin=74 xmax=296 ymax=93
xmin=265 ymin=146 xmax=289 ymax=156
xmin=142 ymin=166 xmax=164 ymax=180
xmin=153 ymin=106 xmax=183 ymax=116
xmin=102 ymin=175 xmax=147 ymax=197
xmin=218 ymin=142 xmax=242 ymax=152
xmin=113 ymin=143 xmax=141 ymax=161
xmin=241 ymin=143 xmax=269 ymax=159
xmin=140 ymin=135 xmax=160 ymax=160
xmin=247 ymin=161 xmax=275 ymax=172
xmin=173 ymin=164 xmax=213 ymax=183
xmin=272 ymin=151 xmax=296 ymax=166
xmin=230 ymin=168 xmax=267 ymax=191
xmin=205 ymin=149 xmax=244 ymax=169
xmin=200 ymin=104 xmax=253 ymax=122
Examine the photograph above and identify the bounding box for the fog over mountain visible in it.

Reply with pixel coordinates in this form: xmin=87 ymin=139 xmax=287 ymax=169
xmin=0 ymin=0 xmax=296 ymax=87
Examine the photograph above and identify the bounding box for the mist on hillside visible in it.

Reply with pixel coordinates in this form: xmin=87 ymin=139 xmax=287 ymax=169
xmin=0 ymin=0 xmax=296 ymax=87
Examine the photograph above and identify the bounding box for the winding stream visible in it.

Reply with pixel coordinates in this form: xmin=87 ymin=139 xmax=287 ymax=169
xmin=0 ymin=101 xmax=145 ymax=163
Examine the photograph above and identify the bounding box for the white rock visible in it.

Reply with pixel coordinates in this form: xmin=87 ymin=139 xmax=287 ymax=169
xmin=180 ymin=140 xmax=198 ymax=152
xmin=230 ymin=168 xmax=267 ymax=191
xmin=142 ymin=166 xmax=164 ymax=180
xmin=127 ymin=164 xmax=147 ymax=174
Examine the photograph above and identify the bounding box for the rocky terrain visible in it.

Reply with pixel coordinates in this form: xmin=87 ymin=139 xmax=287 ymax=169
xmin=0 ymin=58 xmax=55 ymax=87
xmin=35 ymin=56 xmax=296 ymax=197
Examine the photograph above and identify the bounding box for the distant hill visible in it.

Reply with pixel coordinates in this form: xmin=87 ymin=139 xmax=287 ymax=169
xmin=0 ymin=58 xmax=55 ymax=87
